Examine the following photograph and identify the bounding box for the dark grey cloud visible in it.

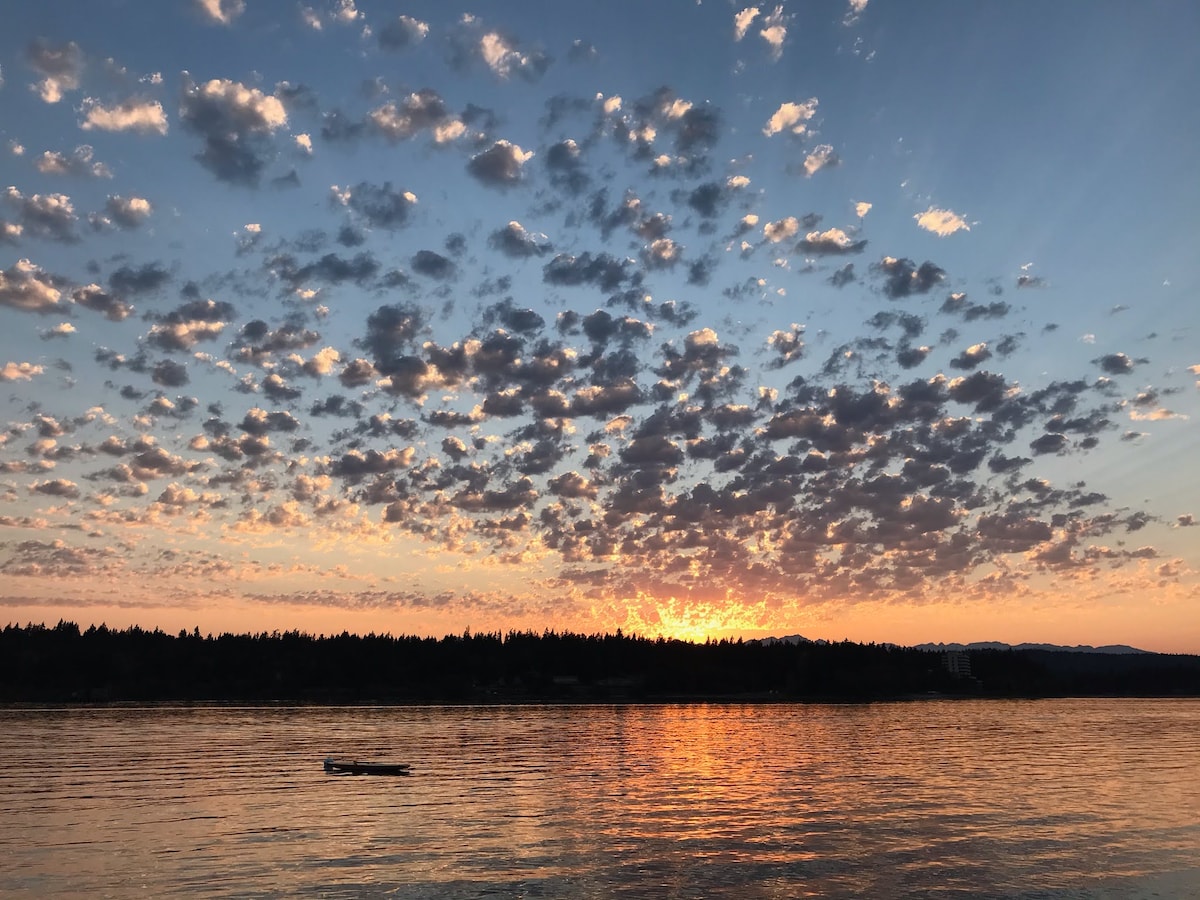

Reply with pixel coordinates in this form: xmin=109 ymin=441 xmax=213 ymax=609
xmin=272 ymin=251 xmax=381 ymax=290
xmin=829 ymin=263 xmax=856 ymax=287
xmin=340 ymin=181 xmax=416 ymax=229
xmin=543 ymin=252 xmax=638 ymax=292
xmin=239 ymin=409 xmax=300 ymax=435
xmin=467 ymin=140 xmax=533 ymax=187
xmin=941 ymin=293 xmax=1010 ymax=321
xmin=3 ymin=187 xmax=79 ymax=243
xmin=378 ymin=15 xmax=429 ymax=51
xmin=489 ymin=221 xmax=551 ymax=258
xmin=72 ymin=284 xmax=132 ymax=321
xmin=32 ymin=478 xmax=81 ymax=499
xmin=950 ymin=343 xmax=992 ymax=370
xmin=480 ymin=298 xmax=545 ymax=335
xmin=544 ymin=139 xmax=589 ymax=194
xmin=152 ymin=359 xmax=189 ymax=387
xmin=411 ymin=249 xmax=456 ymax=280
xmin=1030 ymin=432 xmax=1068 ymax=455
xmin=1097 ymin=353 xmax=1134 ymax=375
xmin=109 ymin=262 xmax=169 ymax=295
xmin=358 ymin=303 xmax=428 ymax=374
xmin=875 ymin=257 xmax=945 ymax=299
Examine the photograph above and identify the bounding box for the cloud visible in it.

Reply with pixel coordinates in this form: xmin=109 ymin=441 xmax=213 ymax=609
xmin=802 ymin=144 xmax=838 ymax=177
xmin=875 ymin=256 xmax=945 ymax=299
xmin=109 ymin=262 xmax=170 ymax=294
xmin=411 ymin=250 xmax=456 ymax=280
xmin=763 ymin=99 xmax=818 ymax=137
xmin=915 ymin=206 xmax=971 ymax=237
xmin=797 ymin=227 xmax=866 ymax=256
xmin=80 ymin=97 xmax=169 ymax=135
xmin=179 ymin=76 xmax=289 ymax=184
xmin=1096 ymin=353 xmax=1134 ymax=375
xmin=32 ymin=479 xmax=81 ymax=499
xmin=334 ymin=182 xmax=417 ymax=229
xmin=763 ymin=216 xmax=800 ymax=243
xmin=71 ymin=284 xmax=131 ymax=321
xmin=467 ymin=140 xmax=534 ymax=186
xmin=3 ymin=187 xmax=78 ymax=243
xmin=41 ymin=322 xmax=75 ymax=340
xmin=950 ymin=342 xmax=992 ymax=370
xmin=733 ymin=7 xmax=760 ymax=41
xmin=1 ymin=361 xmax=45 ymax=381
xmin=0 ymin=259 xmax=64 ymax=313
xmin=759 ymin=6 xmax=788 ymax=59
xmin=196 ymin=0 xmax=245 ymax=25
xmin=543 ymin=252 xmax=637 ymax=292
xmin=152 ymin=359 xmax=190 ymax=387
xmin=378 ymin=15 xmax=429 ymax=50
xmin=368 ymin=90 xmax=463 ymax=143
xmin=147 ymin=298 xmax=234 ymax=351
xmin=480 ymin=32 xmax=550 ymax=80
xmin=102 ymin=195 xmax=153 ymax=229
xmin=36 ymin=145 xmax=112 ymax=178
xmin=26 ymin=39 xmax=83 ymax=103
xmin=489 ymin=221 xmax=552 ymax=258
xmin=844 ymin=0 xmax=869 ymax=25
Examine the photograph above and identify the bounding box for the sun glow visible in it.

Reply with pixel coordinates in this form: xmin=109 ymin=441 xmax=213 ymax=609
xmin=612 ymin=592 xmax=771 ymax=643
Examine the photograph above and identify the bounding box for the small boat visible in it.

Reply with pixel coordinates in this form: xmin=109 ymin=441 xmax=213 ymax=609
xmin=324 ymin=757 xmax=411 ymax=776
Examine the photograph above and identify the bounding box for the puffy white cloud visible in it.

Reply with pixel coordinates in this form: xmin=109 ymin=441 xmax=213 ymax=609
xmin=855 ymin=201 xmax=872 ymax=218
xmin=104 ymin=195 xmax=153 ymax=228
xmin=196 ymin=0 xmax=245 ymax=25
xmin=914 ymin=206 xmax=971 ymax=237
xmin=760 ymin=6 xmax=788 ymax=59
xmin=763 ymin=99 xmax=818 ymax=136
xmin=763 ymin=216 xmax=800 ymax=243
xmin=844 ymin=0 xmax=869 ymax=25
xmin=183 ymin=78 xmax=287 ymax=132
xmin=0 ymin=259 xmax=63 ymax=313
xmin=803 ymin=144 xmax=838 ymax=177
xmin=479 ymin=32 xmax=549 ymax=80
xmin=1 ymin=361 xmax=45 ymax=381
xmin=36 ymin=145 xmax=112 ymax=178
xmin=80 ymin=97 xmax=169 ymax=135
xmin=332 ymin=0 xmax=363 ymax=24
xmin=734 ymin=7 xmax=760 ymax=41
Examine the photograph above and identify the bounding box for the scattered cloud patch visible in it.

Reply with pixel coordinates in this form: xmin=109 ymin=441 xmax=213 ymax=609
xmin=914 ymin=206 xmax=971 ymax=237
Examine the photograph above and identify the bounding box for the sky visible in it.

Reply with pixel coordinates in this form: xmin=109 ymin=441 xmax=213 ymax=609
xmin=1 ymin=1 xmax=1198 ymax=652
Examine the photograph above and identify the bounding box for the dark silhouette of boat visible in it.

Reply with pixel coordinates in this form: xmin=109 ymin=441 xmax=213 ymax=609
xmin=323 ymin=757 xmax=411 ymax=776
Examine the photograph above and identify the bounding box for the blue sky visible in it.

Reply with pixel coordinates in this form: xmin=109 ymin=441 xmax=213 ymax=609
xmin=1 ymin=0 xmax=1198 ymax=650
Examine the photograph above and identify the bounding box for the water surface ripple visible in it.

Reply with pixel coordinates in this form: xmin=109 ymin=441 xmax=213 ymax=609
xmin=1 ymin=700 xmax=1198 ymax=898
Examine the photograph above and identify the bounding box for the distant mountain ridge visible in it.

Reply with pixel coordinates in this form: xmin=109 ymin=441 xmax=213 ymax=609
xmin=913 ymin=642 xmax=1150 ymax=655
xmin=758 ymin=635 xmax=1149 ymax=654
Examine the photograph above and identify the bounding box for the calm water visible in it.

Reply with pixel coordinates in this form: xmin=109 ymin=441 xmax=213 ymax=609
xmin=1 ymin=700 xmax=1198 ymax=898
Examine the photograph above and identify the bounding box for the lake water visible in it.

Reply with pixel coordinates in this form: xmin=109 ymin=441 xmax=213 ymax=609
xmin=1 ymin=700 xmax=1198 ymax=898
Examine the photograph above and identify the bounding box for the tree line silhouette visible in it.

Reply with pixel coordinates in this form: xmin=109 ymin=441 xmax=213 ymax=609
xmin=2 ymin=620 xmax=1199 ymax=703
